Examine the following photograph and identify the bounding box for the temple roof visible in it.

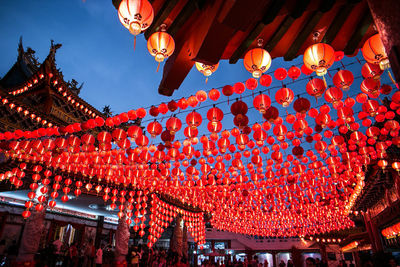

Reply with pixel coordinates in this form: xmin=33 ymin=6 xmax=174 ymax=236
xmin=113 ymin=0 xmax=376 ymax=96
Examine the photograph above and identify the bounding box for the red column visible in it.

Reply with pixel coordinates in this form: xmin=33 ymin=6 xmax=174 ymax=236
xmin=367 ymin=0 xmax=400 ymax=82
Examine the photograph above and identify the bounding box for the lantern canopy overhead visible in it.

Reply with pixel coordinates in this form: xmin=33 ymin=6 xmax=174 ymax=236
xmin=113 ymin=0 xmax=378 ymax=96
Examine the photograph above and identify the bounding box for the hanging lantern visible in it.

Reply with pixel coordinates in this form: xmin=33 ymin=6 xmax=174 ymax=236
xmin=253 ymin=94 xmax=271 ymax=114
xmin=293 ymin=97 xmax=311 ymax=114
xmin=361 ymin=62 xmax=383 ymax=80
xmin=147 ymin=24 xmax=175 ymax=71
xmin=288 ymin=66 xmax=301 ymax=80
xmin=207 ymin=107 xmax=224 ymax=125
xmin=362 ymin=34 xmax=389 ymax=70
xmin=195 ymin=62 xmax=219 ymax=83
xmin=186 ymin=111 xmax=202 ymax=129
xmin=243 ymin=39 xmax=272 ymax=78
xmin=324 ymin=87 xmax=343 ymax=106
xmin=306 ymin=78 xmax=326 ymax=99
xmin=333 ymin=70 xmax=354 ymax=91
xmin=118 ymin=0 xmax=154 ymax=46
xmin=274 ymin=68 xmax=287 ymax=81
xmin=275 ymin=87 xmax=294 ymax=107
xmin=360 ymin=78 xmax=381 ymax=97
xmin=147 ymin=121 xmax=162 ymax=138
xmin=303 ymin=43 xmax=335 ymax=76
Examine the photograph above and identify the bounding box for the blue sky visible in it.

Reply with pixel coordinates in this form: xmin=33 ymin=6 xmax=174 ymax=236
xmin=0 ymin=0 xmax=295 ymax=115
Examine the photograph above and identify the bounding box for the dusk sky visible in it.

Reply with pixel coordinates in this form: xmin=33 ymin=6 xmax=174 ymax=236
xmin=0 ymin=1 xmax=293 ymax=113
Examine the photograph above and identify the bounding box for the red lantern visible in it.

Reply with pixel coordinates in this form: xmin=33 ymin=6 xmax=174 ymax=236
xmin=362 ymin=34 xmax=389 ymax=70
xmin=361 ymin=78 xmax=381 ymax=97
xmin=324 ymin=87 xmax=343 ymax=105
xmin=186 ymin=111 xmax=202 ymax=129
xmin=231 ymin=100 xmax=248 ymax=115
xmin=118 ymin=0 xmax=154 ymax=36
xmin=253 ymin=94 xmax=271 ymax=114
xmin=147 ymin=121 xmax=162 ymax=138
xmin=260 ymin=75 xmax=272 ymax=87
xmin=274 ymin=68 xmax=287 ymax=81
xmin=303 ymin=43 xmax=335 ymax=76
xmin=208 ymin=89 xmax=220 ymax=101
xmin=293 ymin=98 xmax=311 ymax=114
xmin=275 ymin=87 xmax=294 ymax=107
xmin=263 ymin=106 xmax=279 ymax=122
xmin=243 ymin=47 xmax=272 ymax=78
xmin=147 ymin=27 xmax=175 ymax=64
xmin=306 ymin=78 xmax=326 ymax=98
xmin=207 ymin=107 xmax=224 ymax=124
xmin=166 ymin=117 xmax=182 ymax=135
xmin=361 ymin=62 xmax=383 ymax=80
xmin=333 ymin=70 xmax=354 ymax=91
xmin=288 ymin=66 xmax=301 ymax=80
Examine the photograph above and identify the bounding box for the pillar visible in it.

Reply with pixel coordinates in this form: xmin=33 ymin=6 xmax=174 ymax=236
xmin=95 ymin=216 xmax=104 ymax=248
xmin=182 ymin=224 xmax=188 ymax=259
xmin=367 ymin=0 xmax=400 ymax=82
xmin=16 ymin=209 xmax=46 ymax=266
xmin=318 ymin=243 xmax=328 ymax=263
xmin=363 ymin=211 xmax=384 ymax=253
xmin=114 ymin=216 xmax=130 ymax=267
xmin=272 ymin=251 xmax=277 ymax=267
xmin=171 ymin=216 xmax=184 ymax=257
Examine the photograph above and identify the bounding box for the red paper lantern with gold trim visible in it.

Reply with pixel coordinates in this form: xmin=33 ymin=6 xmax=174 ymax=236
xmin=243 ymin=47 xmax=272 ymax=78
xmin=306 ymin=78 xmax=326 ymax=99
xmin=362 ymin=34 xmax=389 ymax=70
xmin=275 ymin=87 xmax=294 ymax=107
xmin=333 ymin=70 xmax=354 ymax=91
xmin=118 ymin=0 xmax=154 ymax=36
xmin=303 ymin=43 xmax=335 ymax=76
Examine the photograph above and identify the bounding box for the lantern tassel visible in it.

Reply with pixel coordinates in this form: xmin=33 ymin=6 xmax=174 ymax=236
xmin=205 ymin=77 xmax=208 ymax=84
xmin=156 ymin=62 xmax=161 ymax=72
xmin=387 ymin=69 xmax=399 ymax=89
xmin=134 ymin=36 xmax=137 ymax=51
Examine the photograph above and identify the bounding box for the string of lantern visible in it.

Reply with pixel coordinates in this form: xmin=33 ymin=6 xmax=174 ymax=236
xmin=0 ymin=0 xmax=399 ymax=243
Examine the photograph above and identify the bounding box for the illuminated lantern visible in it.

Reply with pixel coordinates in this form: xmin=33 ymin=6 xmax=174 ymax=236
xmin=118 ymin=0 xmax=154 ymax=44
xmin=301 ymin=64 xmax=313 ymax=75
xmin=243 ymin=40 xmax=272 ymax=78
xmin=166 ymin=117 xmax=182 ymax=135
xmin=147 ymin=25 xmax=175 ymax=70
xmin=207 ymin=107 xmax=224 ymax=124
xmin=196 ymin=90 xmax=207 ymax=102
xmin=195 ymin=62 xmax=219 ymax=82
xmin=362 ymin=34 xmax=389 ymax=70
xmin=361 ymin=62 xmax=383 ymax=80
xmin=362 ymin=99 xmax=380 ymax=117
xmin=303 ymin=43 xmax=335 ymax=76
xmin=260 ymin=74 xmax=272 ymax=87
xmin=147 ymin=121 xmax=162 ymax=138
xmin=275 ymin=87 xmax=294 ymax=107
xmin=274 ymin=68 xmax=287 ymax=81
xmin=378 ymin=159 xmax=388 ymax=169
xmin=253 ymin=94 xmax=271 ymax=114
xmin=293 ymin=97 xmax=311 ymax=114
xmin=360 ymin=78 xmax=381 ymax=97
xmin=288 ymin=66 xmax=301 ymax=80
xmin=306 ymin=78 xmax=326 ymax=99
xmin=208 ymin=89 xmax=220 ymax=101
xmin=333 ymin=70 xmax=354 ymax=91
xmin=324 ymin=87 xmax=343 ymax=105
xmin=186 ymin=111 xmax=202 ymax=129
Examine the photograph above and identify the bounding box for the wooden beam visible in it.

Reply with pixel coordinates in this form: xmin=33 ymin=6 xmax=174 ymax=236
xmin=284 ymin=11 xmax=324 ymax=61
xmin=344 ymin=10 xmax=373 ymax=55
xmin=264 ymin=16 xmax=295 ymax=52
xmin=229 ymin=0 xmax=286 ymax=64
xmin=168 ymin=0 xmax=199 ymax=37
xmin=144 ymin=0 xmax=180 ymax=39
xmin=322 ymin=4 xmax=356 ymax=44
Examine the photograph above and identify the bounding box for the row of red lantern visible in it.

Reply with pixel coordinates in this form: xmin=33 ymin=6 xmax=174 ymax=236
xmin=3 ymin=92 xmax=400 ymax=237
xmin=381 ymin=222 xmax=400 ymax=238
